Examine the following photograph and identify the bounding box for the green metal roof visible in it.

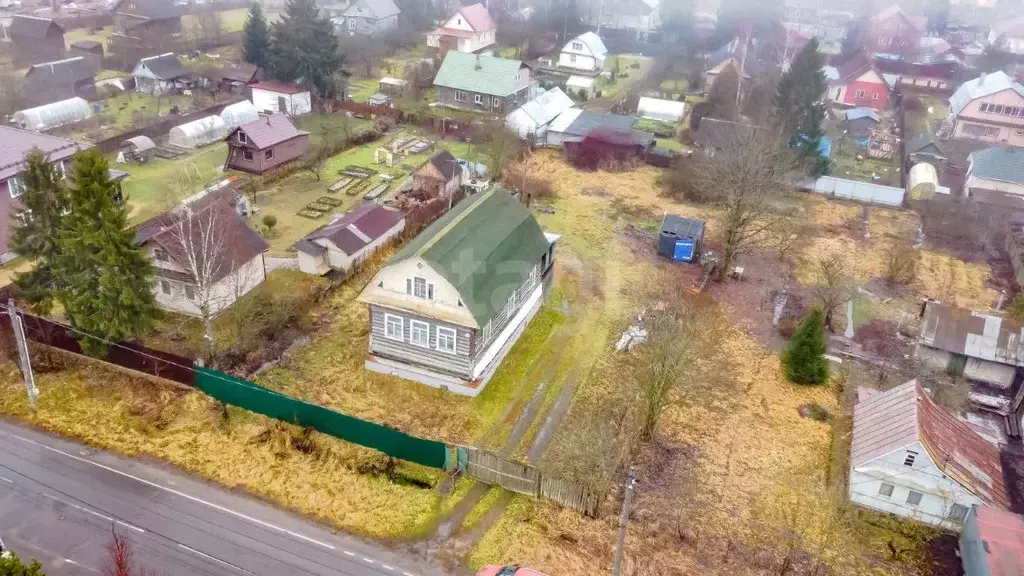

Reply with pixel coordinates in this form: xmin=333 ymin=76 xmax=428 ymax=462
xmin=969 ymin=147 xmax=1024 ymax=184
xmin=390 ymin=186 xmax=549 ymax=327
xmin=433 ymin=52 xmax=525 ymax=97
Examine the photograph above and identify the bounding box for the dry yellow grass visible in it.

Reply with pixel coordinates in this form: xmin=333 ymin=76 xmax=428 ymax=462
xmin=916 ymin=250 xmax=999 ymax=311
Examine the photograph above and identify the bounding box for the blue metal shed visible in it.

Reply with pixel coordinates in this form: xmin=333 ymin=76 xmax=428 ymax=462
xmin=658 ymin=214 xmax=705 ymax=263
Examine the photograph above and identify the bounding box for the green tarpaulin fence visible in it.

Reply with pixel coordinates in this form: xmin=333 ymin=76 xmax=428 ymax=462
xmin=195 ymin=367 xmax=449 ymax=470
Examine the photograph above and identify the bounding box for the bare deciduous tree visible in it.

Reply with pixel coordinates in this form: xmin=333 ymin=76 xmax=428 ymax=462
xmin=883 ymin=236 xmax=919 ymax=286
xmin=690 ymin=132 xmax=798 ymax=279
xmin=103 ymin=526 xmax=159 ymax=576
xmin=632 ymin=300 xmax=731 ymax=441
xmin=477 ymin=119 xmax=523 ymax=179
xmin=810 ymin=253 xmax=855 ymax=333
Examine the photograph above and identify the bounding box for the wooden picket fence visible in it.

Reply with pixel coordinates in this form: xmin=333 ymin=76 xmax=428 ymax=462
xmin=465 ymin=448 xmax=599 ymax=516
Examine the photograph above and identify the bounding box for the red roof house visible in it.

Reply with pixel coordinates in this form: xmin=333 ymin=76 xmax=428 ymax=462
xmin=826 ymin=52 xmax=892 ymax=110
xmin=426 ymin=2 xmax=497 ymax=55
xmin=849 ymin=380 xmax=1010 ymax=529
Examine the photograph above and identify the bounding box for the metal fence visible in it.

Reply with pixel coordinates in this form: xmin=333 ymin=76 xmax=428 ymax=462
xmin=464 ymin=448 xmax=599 ymax=516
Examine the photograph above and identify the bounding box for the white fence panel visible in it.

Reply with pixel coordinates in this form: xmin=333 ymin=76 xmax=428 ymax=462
xmin=795 ymin=176 xmax=905 ymax=207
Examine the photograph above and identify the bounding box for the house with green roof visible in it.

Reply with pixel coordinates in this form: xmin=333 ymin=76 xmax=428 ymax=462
xmin=966 ymin=147 xmax=1024 ymax=200
xmin=434 ymin=52 xmax=537 ymax=113
xmin=357 ymin=186 xmax=557 ymax=396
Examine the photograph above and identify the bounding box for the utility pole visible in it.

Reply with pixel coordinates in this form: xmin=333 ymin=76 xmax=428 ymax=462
xmin=7 ymin=299 xmax=38 ymax=411
xmin=611 ymin=467 xmax=637 ymax=576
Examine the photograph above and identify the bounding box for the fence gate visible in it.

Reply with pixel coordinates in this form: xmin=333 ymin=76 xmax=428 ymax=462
xmin=464 ymin=448 xmax=599 ymax=516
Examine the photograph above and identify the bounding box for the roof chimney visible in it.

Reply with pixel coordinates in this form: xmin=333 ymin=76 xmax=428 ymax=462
xmin=266 ymin=115 xmax=271 ymax=125
xmin=475 ymin=54 xmax=482 ymax=70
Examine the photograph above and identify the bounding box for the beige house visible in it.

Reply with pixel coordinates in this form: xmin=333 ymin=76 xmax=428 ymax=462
xmin=947 ymin=72 xmax=1024 ymax=147
xmin=135 ymin=183 xmax=268 ymax=316
xmin=295 ymin=204 xmax=405 ymax=276
xmin=412 ymin=150 xmax=465 ymax=198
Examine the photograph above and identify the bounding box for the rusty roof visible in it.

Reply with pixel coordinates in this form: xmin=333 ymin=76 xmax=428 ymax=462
xmin=919 ymin=301 xmax=1024 ymax=367
xmin=851 ymin=380 xmax=1011 ymax=509
xmin=973 ymin=506 xmax=1024 ymax=576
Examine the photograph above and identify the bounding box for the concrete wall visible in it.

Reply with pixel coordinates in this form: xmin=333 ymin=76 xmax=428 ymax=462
xmin=849 ymin=440 xmax=984 ymax=530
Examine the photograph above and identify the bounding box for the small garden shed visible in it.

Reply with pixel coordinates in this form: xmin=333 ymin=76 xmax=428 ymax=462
xmin=908 ymin=162 xmax=939 ymax=200
xmin=121 ymin=135 xmax=156 ymax=163
xmin=168 ymin=115 xmax=227 ymax=149
xmin=658 ymin=214 xmax=705 ymax=263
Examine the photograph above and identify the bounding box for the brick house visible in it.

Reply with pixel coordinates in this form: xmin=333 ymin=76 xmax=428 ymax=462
xmin=7 ymin=15 xmax=65 ymax=67
xmin=434 ymin=52 xmax=536 ymax=113
xmin=947 ymin=71 xmax=1024 ymax=147
xmin=224 ymin=114 xmax=310 ymax=175
xmin=826 ymin=52 xmax=892 ymax=110
xmin=866 ymin=5 xmax=926 ymax=56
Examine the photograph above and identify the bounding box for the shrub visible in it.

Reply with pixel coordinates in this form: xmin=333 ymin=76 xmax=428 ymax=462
xmin=781 ymin=308 xmax=829 ymax=385
xmin=262 ymin=214 xmax=278 ymax=236
xmin=619 ymin=72 xmax=629 ymax=79
xmin=595 ymin=90 xmax=603 ymax=98
xmin=778 ymin=316 xmax=798 ymax=339
xmin=801 ymin=403 xmax=831 ymax=421
xmin=629 ymin=61 xmax=640 ymax=69
xmin=578 ymin=88 xmax=588 ymax=102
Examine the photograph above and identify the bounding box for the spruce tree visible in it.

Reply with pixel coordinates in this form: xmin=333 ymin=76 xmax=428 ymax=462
xmin=0 ymin=551 xmax=46 ymax=576
xmin=269 ymin=0 xmax=342 ymax=95
xmin=54 ymin=150 xmax=156 ymax=356
xmin=242 ymin=2 xmax=271 ymax=70
xmin=773 ymin=38 xmax=827 ymax=153
xmin=782 ymin=308 xmax=830 ymax=385
xmin=8 ymin=149 xmax=69 ymax=314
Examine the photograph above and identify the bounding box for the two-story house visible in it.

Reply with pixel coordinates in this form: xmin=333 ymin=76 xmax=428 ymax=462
xmin=558 ymin=32 xmax=608 ymax=72
xmin=224 ymin=114 xmax=310 ymax=175
xmin=866 ymin=5 xmax=926 ymax=56
xmin=849 ymin=380 xmax=1011 ymax=530
xmin=825 ymin=52 xmax=892 ymax=110
xmin=23 ymin=57 xmax=98 ymax=108
xmin=134 ymin=183 xmax=268 ymax=317
xmin=434 ymin=52 xmax=536 ymax=113
xmin=947 ymin=71 xmax=1024 ymax=147
xmin=357 ymin=186 xmax=558 ymax=396
xmin=426 ymin=3 xmax=497 ymax=55
xmin=7 ymin=15 xmax=65 ymax=68
xmin=0 ymin=127 xmax=84 ymax=263
xmin=335 ymin=0 xmax=400 ymax=35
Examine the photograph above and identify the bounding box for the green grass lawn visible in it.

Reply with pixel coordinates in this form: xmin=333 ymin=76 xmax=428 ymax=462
xmin=657 ymin=137 xmax=685 ymax=152
xmin=119 ymin=142 xmax=231 ymax=223
xmin=98 ymin=93 xmax=197 ymax=128
xmin=597 ymin=55 xmax=652 ymax=99
xmin=347 ymin=79 xmax=380 ymax=104
xmin=656 ymin=77 xmax=689 ymax=97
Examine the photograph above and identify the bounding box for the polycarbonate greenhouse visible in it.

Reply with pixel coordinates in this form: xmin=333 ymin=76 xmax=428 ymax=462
xmin=219 ymin=100 xmax=260 ymax=130
xmin=13 ymin=97 xmax=92 ymax=131
xmin=168 ymin=115 xmax=227 ymax=149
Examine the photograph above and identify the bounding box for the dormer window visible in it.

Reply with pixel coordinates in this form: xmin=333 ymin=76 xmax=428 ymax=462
xmin=154 ymin=248 xmax=168 ymax=262
xmin=238 ymin=132 xmax=247 ymax=144
xmin=406 ymin=276 xmax=434 ymax=300
xmin=572 ymin=41 xmax=583 ymax=50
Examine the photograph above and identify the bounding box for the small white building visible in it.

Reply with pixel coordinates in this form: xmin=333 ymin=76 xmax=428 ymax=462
xmin=565 ymin=75 xmax=596 ymax=99
xmin=506 ymin=87 xmax=576 ymax=140
xmin=168 ymin=115 xmax=227 ymax=149
xmin=426 ymin=2 xmax=497 ymax=54
xmin=295 ymin=204 xmax=405 ymax=276
xmin=250 ymin=81 xmax=312 ymax=116
xmin=13 ymin=97 xmax=91 ymax=131
xmin=637 ymin=96 xmax=685 ymax=123
xmin=849 ymin=380 xmax=1011 ymax=530
xmin=558 ymin=31 xmax=608 ymax=72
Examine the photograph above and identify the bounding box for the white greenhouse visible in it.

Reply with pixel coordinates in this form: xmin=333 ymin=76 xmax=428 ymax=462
xmin=168 ymin=115 xmax=227 ymax=149
xmin=13 ymin=97 xmax=92 ymax=131
xmin=637 ymin=97 xmax=685 ymax=124
xmin=219 ymin=100 xmax=260 ymax=130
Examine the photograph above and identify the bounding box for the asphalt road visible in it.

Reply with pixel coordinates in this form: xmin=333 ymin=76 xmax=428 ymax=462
xmin=0 ymin=419 xmax=454 ymax=576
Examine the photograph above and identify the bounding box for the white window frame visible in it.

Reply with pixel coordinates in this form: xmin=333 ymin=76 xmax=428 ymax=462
xmin=347 ymin=18 xmax=356 ymax=30
xmin=855 ymin=89 xmax=865 ymax=98
xmin=436 ymin=326 xmax=457 ymax=354
xmin=237 ymin=132 xmax=247 ymax=144
xmin=906 ymin=490 xmax=923 ymax=506
xmin=408 ymin=276 xmax=433 ymax=299
xmin=872 ymin=92 xmax=879 ymax=100
xmin=492 ymin=95 xmax=501 ymax=108
xmin=160 ymin=279 xmax=171 ymax=295
xmin=384 ymin=313 xmax=404 ymax=341
xmin=242 ymin=149 xmax=254 ymax=161
xmin=185 ymin=284 xmax=196 ymax=301
xmin=572 ymin=41 xmax=583 ymax=51
xmin=948 ymin=503 xmax=969 ymax=522
xmin=570 ymin=54 xmax=577 ymax=63
xmin=8 ymin=176 xmax=25 ymax=198
xmin=455 ymin=90 xmax=468 ymax=102
xmin=877 ymin=482 xmax=895 ymax=498
xmin=265 ymin=148 xmax=275 ymax=161
xmin=474 ymin=93 xmax=483 ymax=105
xmin=409 ymin=320 xmax=430 ymax=348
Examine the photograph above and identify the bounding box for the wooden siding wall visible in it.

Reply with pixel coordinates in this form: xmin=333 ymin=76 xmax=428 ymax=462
xmin=368 ymin=304 xmax=476 ymax=378
xmin=472 ymin=262 xmax=542 ymax=366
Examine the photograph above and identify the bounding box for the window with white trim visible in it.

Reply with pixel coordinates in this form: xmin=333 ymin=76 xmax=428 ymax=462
xmin=410 ymin=320 xmax=430 ymax=347
xmin=570 ymin=54 xmax=577 ymax=63
xmin=243 ymin=149 xmax=254 ymax=161
xmin=455 ymin=90 xmax=468 ymax=102
xmin=906 ymin=490 xmax=923 ymax=506
xmin=185 ymin=284 xmax=196 ymax=301
xmin=872 ymin=92 xmax=879 ymax=100
xmin=160 ymin=280 xmax=171 ymax=295
xmin=384 ymin=313 xmax=404 ymax=340
xmin=8 ymin=176 xmax=25 ymax=198
xmin=474 ymin=94 xmax=483 ymax=105
xmin=238 ymin=132 xmax=247 ymax=144
xmin=436 ymin=326 xmax=456 ymax=353
xmin=492 ymin=96 xmax=501 ymax=108
xmin=154 ymin=248 xmax=168 ymax=262
xmin=948 ymin=503 xmax=969 ymax=522
xmin=877 ymin=483 xmax=894 ymax=498
xmin=572 ymin=41 xmax=583 ymax=50
xmin=855 ymin=89 xmax=865 ymax=98
xmin=265 ymin=148 xmax=275 ymax=161
xmin=407 ymin=276 xmax=433 ymax=299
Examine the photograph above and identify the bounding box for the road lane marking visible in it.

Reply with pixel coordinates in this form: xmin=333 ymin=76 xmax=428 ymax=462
xmin=43 ymin=493 xmax=115 ymax=523
xmin=178 ymin=544 xmax=256 ymax=574
xmin=0 ymin=476 xmax=12 ymax=483
xmin=382 ymin=564 xmax=394 ymax=571
xmin=343 ymin=550 xmax=355 ymax=556
xmin=116 ymin=520 xmax=146 ymax=534
xmin=362 ymin=557 xmax=374 ymax=563
xmin=64 ymin=558 xmax=99 ymax=573
xmin=11 ymin=433 xmax=336 ymax=550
